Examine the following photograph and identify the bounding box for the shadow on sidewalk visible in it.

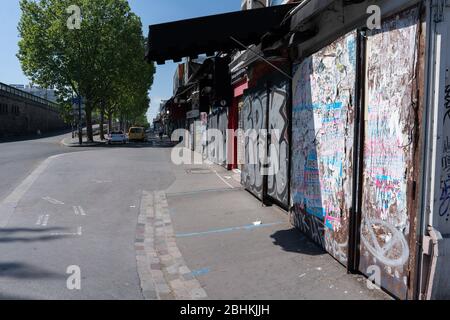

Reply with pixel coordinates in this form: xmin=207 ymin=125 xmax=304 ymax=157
xmin=270 ymin=228 xmax=326 ymax=256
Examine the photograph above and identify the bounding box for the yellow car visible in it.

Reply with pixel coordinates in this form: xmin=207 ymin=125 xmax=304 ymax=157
xmin=128 ymin=127 xmax=146 ymax=142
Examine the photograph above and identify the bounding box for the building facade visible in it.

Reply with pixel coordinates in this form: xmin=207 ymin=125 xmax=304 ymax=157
xmin=147 ymin=0 xmax=450 ymax=300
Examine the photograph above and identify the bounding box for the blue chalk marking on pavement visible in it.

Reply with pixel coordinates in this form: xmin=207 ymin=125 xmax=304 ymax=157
xmin=175 ymin=222 xmax=285 ymax=238
xmin=190 ymin=267 xmax=211 ymax=277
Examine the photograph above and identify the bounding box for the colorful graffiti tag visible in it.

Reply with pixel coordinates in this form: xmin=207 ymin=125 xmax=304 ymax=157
xmin=291 ymin=31 xmax=357 ymax=265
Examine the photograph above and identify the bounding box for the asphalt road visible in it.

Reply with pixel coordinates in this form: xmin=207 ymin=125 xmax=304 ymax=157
xmin=0 ymin=132 xmax=79 ymax=203
xmin=0 ymin=134 xmax=176 ymax=299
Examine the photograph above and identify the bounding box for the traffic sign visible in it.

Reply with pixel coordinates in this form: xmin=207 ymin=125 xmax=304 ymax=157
xmin=72 ymin=96 xmax=84 ymax=105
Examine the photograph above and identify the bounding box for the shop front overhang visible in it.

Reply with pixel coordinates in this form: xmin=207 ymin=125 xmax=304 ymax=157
xmin=289 ymin=0 xmax=422 ymax=59
xmin=146 ymin=4 xmax=297 ymax=64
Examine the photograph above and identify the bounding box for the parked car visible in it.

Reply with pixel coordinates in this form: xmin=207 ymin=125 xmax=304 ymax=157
xmin=107 ymin=131 xmax=127 ymax=144
xmin=128 ymin=127 xmax=146 ymax=142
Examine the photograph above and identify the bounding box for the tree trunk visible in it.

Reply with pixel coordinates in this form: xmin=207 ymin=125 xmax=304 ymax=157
xmin=108 ymin=110 xmax=113 ymax=134
xmin=100 ymin=107 xmax=105 ymax=141
xmin=85 ymin=106 xmax=94 ymax=142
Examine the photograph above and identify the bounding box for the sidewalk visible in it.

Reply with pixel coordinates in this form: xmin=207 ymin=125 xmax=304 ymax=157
xmin=60 ymin=135 xmax=106 ymax=147
xmin=136 ymin=153 xmax=391 ymax=300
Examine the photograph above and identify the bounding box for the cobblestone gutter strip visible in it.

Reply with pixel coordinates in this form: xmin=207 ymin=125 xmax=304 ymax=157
xmin=135 ymin=190 xmax=208 ymax=300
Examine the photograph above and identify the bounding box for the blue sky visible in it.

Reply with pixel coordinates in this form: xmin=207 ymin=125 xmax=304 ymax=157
xmin=0 ymin=0 xmax=241 ymax=121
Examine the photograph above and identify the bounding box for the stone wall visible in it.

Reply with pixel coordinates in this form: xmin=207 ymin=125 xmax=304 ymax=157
xmin=0 ymin=92 xmax=66 ymax=138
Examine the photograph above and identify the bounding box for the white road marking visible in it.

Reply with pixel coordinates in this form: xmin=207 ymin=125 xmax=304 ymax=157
xmin=78 ymin=206 xmax=86 ymax=216
xmin=0 ymin=154 xmax=64 ymax=227
xmin=92 ymin=179 xmax=112 ymax=184
xmin=50 ymin=226 xmax=82 ymax=237
xmin=42 ymin=197 xmax=65 ymax=205
xmin=36 ymin=214 xmax=50 ymax=226
xmin=42 ymin=214 xmax=50 ymax=226
xmin=36 ymin=215 xmax=44 ymax=226
xmin=213 ymin=170 xmax=234 ymax=189
xmin=73 ymin=206 xmax=86 ymax=216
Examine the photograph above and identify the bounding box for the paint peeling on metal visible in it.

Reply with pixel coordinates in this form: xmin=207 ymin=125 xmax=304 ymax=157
xmin=291 ymin=31 xmax=357 ymax=266
xmin=359 ymin=7 xmax=421 ymax=300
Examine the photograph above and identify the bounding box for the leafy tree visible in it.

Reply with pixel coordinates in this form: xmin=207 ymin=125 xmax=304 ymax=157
xmin=18 ymin=0 xmax=154 ymax=142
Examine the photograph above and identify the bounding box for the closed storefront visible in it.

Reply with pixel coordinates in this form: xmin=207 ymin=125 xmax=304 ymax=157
xmin=358 ymin=6 xmax=424 ymax=300
xmin=291 ymin=31 xmax=357 ymax=266
xmin=242 ymin=83 xmax=267 ymax=201
xmin=242 ymin=63 xmax=290 ymax=208
xmin=290 ymin=5 xmax=425 ymax=299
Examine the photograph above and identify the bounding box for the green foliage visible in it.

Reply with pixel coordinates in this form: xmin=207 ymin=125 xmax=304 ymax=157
xmin=17 ymin=0 xmax=155 ymax=140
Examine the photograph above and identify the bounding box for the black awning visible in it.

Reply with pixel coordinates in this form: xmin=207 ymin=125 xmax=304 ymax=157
xmin=146 ymin=4 xmax=297 ymax=64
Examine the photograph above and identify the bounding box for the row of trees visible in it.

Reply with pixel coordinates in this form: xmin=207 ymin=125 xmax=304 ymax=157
xmin=17 ymin=0 xmax=155 ymax=142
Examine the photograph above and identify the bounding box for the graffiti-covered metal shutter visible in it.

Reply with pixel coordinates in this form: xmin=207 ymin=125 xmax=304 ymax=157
xmin=242 ymin=86 xmax=267 ymax=200
xmin=218 ymin=109 xmax=229 ymax=167
xmin=358 ymin=7 xmax=422 ymax=300
xmin=267 ymin=75 xmax=290 ymax=207
xmin=291 ymin=31 xmax=357 ymax=266
xmin=241 ymin=70 xmax=290 ymax=205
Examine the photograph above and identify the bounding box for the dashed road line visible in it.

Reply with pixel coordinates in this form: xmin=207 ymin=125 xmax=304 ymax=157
xmin=36 ymin=215 xmax=44 ymax=226
xmin=78 ymin=206 xmax=86 ymax=216
xmin=73 ymin=206 xmax=86 ymax=216
xmin=42 ymin=214 xmax=50 ymax=226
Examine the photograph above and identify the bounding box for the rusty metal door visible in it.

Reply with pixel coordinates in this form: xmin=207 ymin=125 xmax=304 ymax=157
xmin=291 ymin=31 xmax=357 ymax=266
xmin=358 ymin=7 xmax=423 ymax=300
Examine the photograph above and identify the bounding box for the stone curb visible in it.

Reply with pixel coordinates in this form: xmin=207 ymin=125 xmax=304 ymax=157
xmin=60 ymin=137 xmax=105 ymax=148
xmin=135 ymin=190 xmax=208 ymax=300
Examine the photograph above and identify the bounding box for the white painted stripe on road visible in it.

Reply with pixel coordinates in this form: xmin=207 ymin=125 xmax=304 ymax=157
xmin=0 ymin=154 xmax=64 ymax=228
xmin=42 ymin=196 xmax=65 ymax=205
xmin=42 ymin=214 xmax=50 ymax=226
xmin=35 ymin=214 xmax=50 ymax=226
xmin=78 ymin=206 xmax=86 ymax=216
xmin=73 ymin=206 xmax=80 ymax=215
xmin=213 ymin=170 xmax=234 ymax=189
xmin=36 ymin=215 xmax=44 ymax=226
xmin=50 ymin=226 xmax=82 ymax=237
